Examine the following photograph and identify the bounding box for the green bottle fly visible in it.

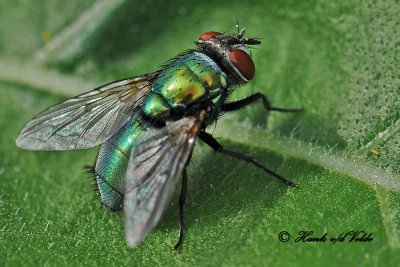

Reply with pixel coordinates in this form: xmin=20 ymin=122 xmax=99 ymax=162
xmin=16 ymin=27 xmax=302 ymax=249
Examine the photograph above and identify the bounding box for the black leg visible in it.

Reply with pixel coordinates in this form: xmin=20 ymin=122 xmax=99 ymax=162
xmin=221 ymin=92 xmax=303 ymax=113
xmin=173 ymin=168 xmax=188 ymax=251
xmin=198 ymin=131 xmax=296 ymax=187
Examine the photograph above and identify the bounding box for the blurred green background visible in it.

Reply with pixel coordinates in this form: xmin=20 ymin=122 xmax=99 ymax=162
xmin=0 ymin=0 xmax=399 ymax=266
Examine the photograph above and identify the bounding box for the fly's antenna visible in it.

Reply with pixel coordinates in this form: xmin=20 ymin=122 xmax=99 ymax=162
xmin=243 ymin=38 xmax=262 ymax=45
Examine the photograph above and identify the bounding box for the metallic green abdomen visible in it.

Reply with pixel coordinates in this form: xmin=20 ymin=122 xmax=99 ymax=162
xmin=143 ymin=52 xmax=227 ymax=118
xmin=94 ymin=116 xmax=148 ymax=210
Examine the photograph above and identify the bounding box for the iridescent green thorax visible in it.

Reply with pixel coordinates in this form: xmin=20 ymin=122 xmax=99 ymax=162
xmin=94 ymin=115 xmax=149 ymax=211
xmin=94 ymin=52 xmax=229 ymax=210
xmin=143 ymin=51 xmax=228 ymax=120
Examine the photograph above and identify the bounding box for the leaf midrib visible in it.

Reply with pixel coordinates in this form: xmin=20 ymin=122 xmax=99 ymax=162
xmin=215 ymin=118 xmax=400 ymax=193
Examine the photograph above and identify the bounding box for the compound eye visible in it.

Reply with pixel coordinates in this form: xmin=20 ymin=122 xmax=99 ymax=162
xmin=229 ymin=49 xmax=255 ymax=80
xmin=199 ymin=31 xmax=221 ymax=41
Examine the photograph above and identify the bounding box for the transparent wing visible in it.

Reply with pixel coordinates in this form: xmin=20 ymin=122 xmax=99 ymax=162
xmin=124 ymin=113 xmax=205 ymax=247
xmin=16 ymin=74 xmax=157 ymax=150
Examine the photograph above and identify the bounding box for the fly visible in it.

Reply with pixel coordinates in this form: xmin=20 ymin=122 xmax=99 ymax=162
xmin=16 ymin=26 xmax=303 ymax=250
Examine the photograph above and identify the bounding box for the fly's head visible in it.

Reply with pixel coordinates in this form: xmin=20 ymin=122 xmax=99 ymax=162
xmin=197 ymin=28 xmax=261 ymax=86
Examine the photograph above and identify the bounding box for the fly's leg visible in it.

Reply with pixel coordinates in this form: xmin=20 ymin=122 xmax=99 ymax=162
xmin=199 ymin=131 xmax=296 ymax=187
xmin=221 ymin=92 xmax=303 ymax=113
xmin=173 ymin=168 xmax=188 ymax=251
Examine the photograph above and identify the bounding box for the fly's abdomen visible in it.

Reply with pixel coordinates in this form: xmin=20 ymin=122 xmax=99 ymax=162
xmin=143 ymin=52 xmax=227 ymax=119
xmin=94 ymin=117 xmax=147 ymax=211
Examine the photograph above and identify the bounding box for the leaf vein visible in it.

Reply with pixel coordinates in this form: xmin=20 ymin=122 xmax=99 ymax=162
xmin=376 ymin=186 xmax=400 ymax=249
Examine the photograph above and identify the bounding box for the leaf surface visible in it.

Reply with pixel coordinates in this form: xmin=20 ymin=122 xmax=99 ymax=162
xmin=1 ymin=0 xmax=399 ymax=266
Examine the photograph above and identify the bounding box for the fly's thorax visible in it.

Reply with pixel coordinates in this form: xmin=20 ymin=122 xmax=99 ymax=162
xmin=142 ymin=52 xmax=228 ymax=120
xmin=142 ymin=93 xmax=172 ymax=119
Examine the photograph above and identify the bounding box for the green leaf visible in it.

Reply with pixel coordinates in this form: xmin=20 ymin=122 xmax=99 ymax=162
xmin=1 ymin=0 xmax=399 ymax=266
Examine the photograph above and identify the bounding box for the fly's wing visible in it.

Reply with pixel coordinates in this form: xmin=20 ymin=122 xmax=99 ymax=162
xmin=16 ymin=74 xmax=157 ymax=150
xmin=124 ymin=112 xmax=205 ymax=247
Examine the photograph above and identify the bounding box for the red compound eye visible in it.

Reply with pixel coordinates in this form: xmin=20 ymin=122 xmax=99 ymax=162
xmin=199 ymin=31 xmax=221 ymax=41
xmin=229 ymin=49 xmax=255 ymax=80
